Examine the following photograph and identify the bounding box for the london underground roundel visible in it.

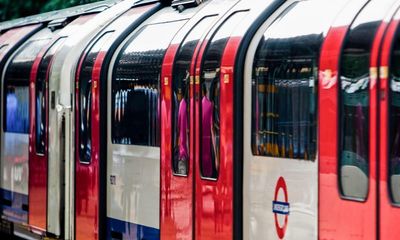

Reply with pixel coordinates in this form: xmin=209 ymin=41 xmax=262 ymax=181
xmin=272 ymin=176 xmax=290 ymax=239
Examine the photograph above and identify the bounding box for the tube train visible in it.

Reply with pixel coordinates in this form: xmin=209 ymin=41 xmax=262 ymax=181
xmin=0 ymin=0 xmax=399 ymax=239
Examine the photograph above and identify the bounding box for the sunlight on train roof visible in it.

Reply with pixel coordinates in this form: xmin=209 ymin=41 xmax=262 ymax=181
xmin=268 ymin=0 xmax=347 ymax=39
xmin=123 ymin=23 xmax=185 ymax=53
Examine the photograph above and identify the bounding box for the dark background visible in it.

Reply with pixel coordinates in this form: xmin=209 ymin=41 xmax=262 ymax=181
xmin=0 ymin=0 xmax=102 ymax=21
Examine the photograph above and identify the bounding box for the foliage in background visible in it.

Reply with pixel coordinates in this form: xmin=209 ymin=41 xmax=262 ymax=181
xmin=0 ymin=0 xmax=102 ymax=21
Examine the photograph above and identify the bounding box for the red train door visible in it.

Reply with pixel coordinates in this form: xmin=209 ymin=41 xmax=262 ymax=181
xmin=160 ymin=3 xmax=250 ymax=239
xmin=193 ymin=11 xmax=251 ymax=240
xmin=29 ymin=15 xmax=95 ymax=236
xmin=160 ymin=14 xmax=220 ymax=239
xmin=319 ymin=0 xmax=397 ymax=238
xmin=29 ymin=37 xmax=65 ymax=232
xmin=75 ymin=31 xmax=115 ymax=240
xmin=378 ymin=5 xmax=400 ymax=239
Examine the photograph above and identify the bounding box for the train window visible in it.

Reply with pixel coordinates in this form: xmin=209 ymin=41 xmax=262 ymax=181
xmin=200 ymin=11 xmax=248 ymax=179
xmin=339 ymin=2 xmax=383 ymax=201
xmin=78 ymin=32 xmax=113 ymax=164
xmin=389 ymin=24 xmax=400 ymax=204
xmin=35 ymin=38 xmax=65 ymax=155
xmin=3 ymin=39 xmax=50 ymax=134
xmin=251 ymin=2 xmax=321 ymax=161
xmin=112 ymin=20 xmax=185 ymax=146
xmin=172 ymin=16 xmax=217 ymax=176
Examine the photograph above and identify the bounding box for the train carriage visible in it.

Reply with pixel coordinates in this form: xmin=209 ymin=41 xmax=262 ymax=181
xmin=2 ymin=0 xmax=400 ymax=239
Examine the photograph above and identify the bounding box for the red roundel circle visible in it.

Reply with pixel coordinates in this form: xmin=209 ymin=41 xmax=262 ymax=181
xmin=273 ymin=176 xmax=289 ymax=239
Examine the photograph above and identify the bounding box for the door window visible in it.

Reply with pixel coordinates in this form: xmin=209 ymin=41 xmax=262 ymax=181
xmin=200 ymin=11 xmax=248 ymax=179
xmin=172 ymin=16 xmax=217 ymax=176
xmin=338 ymin=2 xmax=383 ymax=201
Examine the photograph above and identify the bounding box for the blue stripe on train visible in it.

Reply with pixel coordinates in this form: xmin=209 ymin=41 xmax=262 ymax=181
xmin=107 ymin=217 xmax=159 ymax=240
xmin=0 ymin=188 xmax=28 ymax=223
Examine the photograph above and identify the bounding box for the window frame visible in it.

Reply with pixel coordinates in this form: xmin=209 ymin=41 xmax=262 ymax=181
xmin=336 ymin=4 xmax=383 ymax=202
xmin=77 ymin=31 xmax=114 ymax=164
xmin=199 ymin=10 xmax=249 ymax=181
xmin=171 ymin=15 xmax=218 ymax=177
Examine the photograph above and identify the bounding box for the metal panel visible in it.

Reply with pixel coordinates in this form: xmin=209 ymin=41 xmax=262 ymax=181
xmin=160 ymin=0 xmax=242 ymax=238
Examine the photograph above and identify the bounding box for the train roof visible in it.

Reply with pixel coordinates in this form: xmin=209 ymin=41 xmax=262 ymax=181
xmin=0 ymin=0 xmax=126 ymax=33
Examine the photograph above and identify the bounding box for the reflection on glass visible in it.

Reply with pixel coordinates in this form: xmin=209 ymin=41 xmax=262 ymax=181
xmin=251 ymin=3 xmax=318 ymax=161
xmin=339 ymin=56 xmax=369 ymax=200
xmin=78 ymin=33 xmax=113 ymax=163
xmin=200 ymin=12 xmax=248 ymax=179
xmin=338 ymin=0 xmax=385 ymax=200
xmin=172 ymin=16 xmax=216 ymax=176
xmin=4 ymin=39 xmax=50 ymax=134
xmin=389 ymin=28 xmax=400 ymax=204
xmin=5 ymin=87 xmax=29 ymax=133
xmin=112 ymin=21 xmax=185 ymax=146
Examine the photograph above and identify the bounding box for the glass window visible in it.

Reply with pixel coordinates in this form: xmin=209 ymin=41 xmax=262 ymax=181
xmin=172 ymin=16 xmax=217 ymax=176
xmin=35 ymin=38 xmax=65 ymax=155
xmin=78 ymin=32 xmax=113 ymax=163
xmin=339 ymin=2 xmax=384 ymax=201
xmin=112 ymin=21 xmax=185 ymax=146
xmin=200 ymin=11 xmax=248 ymax=179
xmin=389 ymin=24 xmax=400 ymax=204
xmin=3 ymin=39 xmax=50 ymax=134
xmin=251 ymin=2 xmax=320 ymax=161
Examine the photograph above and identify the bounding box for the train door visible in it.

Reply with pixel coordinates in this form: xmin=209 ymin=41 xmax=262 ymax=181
xmin=243 ymin=0 xmax=351 ymax=239
xmin=29 ymin=37 xmax=65 ymax=233
xmin=74 ymin=3 xmax=161 ymax=239
xmin=319 ymin=0 xmax=398 ymax=238
xmin=29 ymin=15 xmax=96 ymax=236
xmin=193 ymin=10 xmax=255 ymax=240
xmin=160 ymin=0 xmax=243 ymax=239
xmin=378 ymin=4 xmax=400 ymax=239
